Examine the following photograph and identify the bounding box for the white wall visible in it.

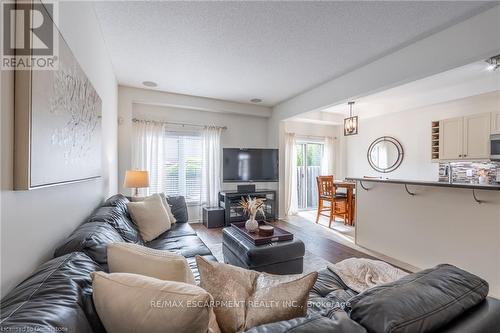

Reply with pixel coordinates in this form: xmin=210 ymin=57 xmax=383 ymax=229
xmin=118 ymin=88 xmax=274 ymax=221
xmin=0 ymin=2 xmax=118 ymax=296
xmin=345 ymin=91 xmax=500 ymax=180
xmin=355 ymin=181 xmax=500 ymax=297
xmin=133 ymin=104 xmax=269 ymax=150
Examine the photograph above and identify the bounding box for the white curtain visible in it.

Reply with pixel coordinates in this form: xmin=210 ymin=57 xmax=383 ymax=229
xmin=284 ymin=133 xmax=298 ymax=216
xmin=321 ymin=136 xmax=334 ymax=176
xmin=131 ymin=120 xmax=165 ymax=196
xmin=201 ymin=126 xmax=222 ymax=207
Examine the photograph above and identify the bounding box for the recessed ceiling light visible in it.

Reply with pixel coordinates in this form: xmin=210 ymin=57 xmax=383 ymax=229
xmin=142 ymin=81 xmax=157 ymax=87
xmin=250 ymin=98 xmax=262 ymax=103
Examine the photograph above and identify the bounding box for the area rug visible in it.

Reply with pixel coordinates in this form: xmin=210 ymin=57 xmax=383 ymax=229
xmin=206 ymin=243 xmax=333 ymax=274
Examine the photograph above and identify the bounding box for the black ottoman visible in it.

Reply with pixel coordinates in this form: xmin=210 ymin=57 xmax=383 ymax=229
xmin=222 ymin=227 xmax=305 ymax=274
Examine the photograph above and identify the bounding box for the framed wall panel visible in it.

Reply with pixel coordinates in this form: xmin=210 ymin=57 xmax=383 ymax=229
xmin=14 ymin=2 xmax=102 ymax=190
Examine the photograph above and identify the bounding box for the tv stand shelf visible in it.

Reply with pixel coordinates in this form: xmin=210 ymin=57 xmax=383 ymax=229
xmin=219 ymin=189 xmax=277 ymax=226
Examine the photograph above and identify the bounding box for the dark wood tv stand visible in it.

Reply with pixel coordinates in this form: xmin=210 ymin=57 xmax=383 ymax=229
xmin=218 ymin=189 xmax=277 ymax=226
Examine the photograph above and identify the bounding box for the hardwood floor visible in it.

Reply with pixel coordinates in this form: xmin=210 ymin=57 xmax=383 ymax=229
xmin=191 ymin=219 xmax=375 ymax=265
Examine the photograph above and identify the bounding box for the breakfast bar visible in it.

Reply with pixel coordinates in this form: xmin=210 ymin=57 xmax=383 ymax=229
xmin=348 ymin=177 xmax=500 ymax=297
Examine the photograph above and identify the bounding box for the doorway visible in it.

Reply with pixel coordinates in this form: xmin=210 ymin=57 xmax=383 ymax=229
xmin=296 ymin=142 xmax=323 ymax=210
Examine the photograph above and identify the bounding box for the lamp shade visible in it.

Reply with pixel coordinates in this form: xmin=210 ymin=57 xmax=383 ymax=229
xmin=123 ymin=170 xmax=149 ymax=188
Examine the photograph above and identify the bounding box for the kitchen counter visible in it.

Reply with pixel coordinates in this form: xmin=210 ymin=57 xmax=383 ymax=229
xmin=347 ymin=177 xmax=500 ymax=191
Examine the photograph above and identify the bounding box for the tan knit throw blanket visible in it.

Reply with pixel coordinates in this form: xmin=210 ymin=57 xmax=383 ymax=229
xmin=328 ymin=258 xmax=408 ymax=293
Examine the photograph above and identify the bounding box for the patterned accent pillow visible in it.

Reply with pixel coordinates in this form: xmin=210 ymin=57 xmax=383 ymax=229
xmin=196 ymin=256 xmax=318 ymax=333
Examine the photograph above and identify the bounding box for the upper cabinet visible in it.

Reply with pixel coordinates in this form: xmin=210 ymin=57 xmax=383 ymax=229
xmin=438 ymin=113 xmax=490 ymax=160
xmin=463 ymin=113 xmax=490 ymax=159
xmin=492 ymin=111 xmax=500 ymax=135
xmin=439 ymin=117 xmax=463 ymax=160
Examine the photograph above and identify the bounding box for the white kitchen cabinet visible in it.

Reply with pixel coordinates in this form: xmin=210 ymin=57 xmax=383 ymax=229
xmin=439 ymin=117 xmax=463 ymax=160
xmin=438 ymin=113 xmax=490 ymax=160
xmin=491 ymin=111 xmax=500 ymax=135
xmin=463 ymin=113 xmax=490 ymax=159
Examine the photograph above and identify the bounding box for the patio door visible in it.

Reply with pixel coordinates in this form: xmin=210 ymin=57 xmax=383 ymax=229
xmin=296 ymin=142 xmax=323 ymax=210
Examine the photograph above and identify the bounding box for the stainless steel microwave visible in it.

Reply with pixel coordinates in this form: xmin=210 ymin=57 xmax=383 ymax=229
xmin=491 ymin=134 xmax=500 ymax=160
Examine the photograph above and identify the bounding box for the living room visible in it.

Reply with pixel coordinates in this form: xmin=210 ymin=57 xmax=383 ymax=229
xmin=1 ymin=1 xmax=500 ymax=333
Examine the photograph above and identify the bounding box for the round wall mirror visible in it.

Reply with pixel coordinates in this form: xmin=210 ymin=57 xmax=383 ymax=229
xmin=367 ymin=136 xmax=404 ymax=173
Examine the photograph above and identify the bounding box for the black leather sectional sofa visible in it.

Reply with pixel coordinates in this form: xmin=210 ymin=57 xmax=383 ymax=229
xmin=1 ymin=194 xmax=499 ymax=333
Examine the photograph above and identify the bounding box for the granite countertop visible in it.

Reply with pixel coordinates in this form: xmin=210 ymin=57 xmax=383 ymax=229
xmin=346 ymin=177 xmax=500 ymax=191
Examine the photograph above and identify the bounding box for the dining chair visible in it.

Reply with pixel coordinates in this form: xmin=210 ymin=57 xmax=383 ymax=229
xmin=316 ymin=176 xmax=348 ymax=227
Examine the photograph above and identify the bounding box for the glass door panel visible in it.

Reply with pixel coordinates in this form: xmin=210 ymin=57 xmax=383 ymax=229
xmin=296 ymin=144 xmax=306 ymax=209
xmin=306 ymin=143 xmax=322 ymax=208
xmin=296 ymin=142 xmax=323 ymax=210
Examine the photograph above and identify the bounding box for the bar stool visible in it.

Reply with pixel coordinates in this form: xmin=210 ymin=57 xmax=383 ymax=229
xmin=316 ymin=176 xmax=348 ymax=227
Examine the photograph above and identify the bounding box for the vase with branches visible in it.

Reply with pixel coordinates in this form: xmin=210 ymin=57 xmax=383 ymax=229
xmin=239 ymin=196 xmax=266 ymax=233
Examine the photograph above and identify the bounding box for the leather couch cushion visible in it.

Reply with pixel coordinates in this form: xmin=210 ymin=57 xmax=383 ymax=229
xmin=53 ymin=221 xmax=124 ymax=270
xmin=439 ymin=297 xmax=500 ymax=333
xmin=166 ymin=195 xmax=189 ymax=223
xmin=102 ymin=194 xmax=130 ymax=214
xmin=92 ymin=271 xmax=220 ymax=333
xmin=158 ymin=221 xmax=197 ymax=239
xmin=348 ymin=264 xmax=489 ymax=333
xmin=308 ymin=268 xmax=356 ymax=316
xmin=160 ymin=193 xmax=177 ymax=222
xmin=0 ymin=252 xmax=105 ymax=333
xmin=108 ymin=242 xmax=195 ymax=284
xmin=147 ymin=234 xmax=213 ymax=258
xmin=87 ymin=206 xmax=143 ymax=244
xmin=244 ymin=313 xmax=366 ymax=333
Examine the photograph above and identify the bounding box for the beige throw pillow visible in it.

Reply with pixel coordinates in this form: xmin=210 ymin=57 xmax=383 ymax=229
xmin=92 ymin=271 xmax=220 ymax=333
xmin=127 ymin=194 xmax=171 ymax=241
xmin=131 ymin=193 xmax=176 ymax=223
xmin=107 ymin=242 xmax=195 ymax=284
xmin=196 ymin=256 xmax=318 ymax=333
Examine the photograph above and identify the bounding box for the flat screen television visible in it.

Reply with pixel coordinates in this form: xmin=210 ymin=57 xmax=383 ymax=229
xmin=223 ymin=148 xmax=279 ymax=182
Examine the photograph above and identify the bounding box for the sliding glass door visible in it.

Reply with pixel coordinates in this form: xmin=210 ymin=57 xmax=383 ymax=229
xmin=296 ymin=142 xmax=323 ymax=210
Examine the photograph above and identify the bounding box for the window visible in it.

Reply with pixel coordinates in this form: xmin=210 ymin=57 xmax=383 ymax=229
xmin=163 ymin=132 xmax=202 ymax=203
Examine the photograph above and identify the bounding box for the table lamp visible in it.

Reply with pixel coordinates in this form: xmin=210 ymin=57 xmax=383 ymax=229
xmin=124 ymin=170 xmax=149 ymax=196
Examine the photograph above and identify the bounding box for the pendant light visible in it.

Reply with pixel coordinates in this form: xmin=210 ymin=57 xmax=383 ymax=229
xmin=344 ymin=101 xmax=358 ymax=136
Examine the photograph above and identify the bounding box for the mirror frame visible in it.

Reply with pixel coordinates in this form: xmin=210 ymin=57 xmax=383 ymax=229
xmin=367 ymin=136 xmax=404 ymax=173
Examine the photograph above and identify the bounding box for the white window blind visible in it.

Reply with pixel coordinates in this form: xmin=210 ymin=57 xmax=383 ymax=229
xmin=163 ymin=132 xmax=202 ymax=203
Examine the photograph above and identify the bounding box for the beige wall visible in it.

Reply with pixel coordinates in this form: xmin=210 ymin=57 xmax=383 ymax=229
xmin=0 ymin=2 xmax=118 ymax=297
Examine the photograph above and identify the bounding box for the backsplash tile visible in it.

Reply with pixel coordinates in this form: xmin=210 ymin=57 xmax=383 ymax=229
xmin=438 ymin=161 xmax=500 ymax=184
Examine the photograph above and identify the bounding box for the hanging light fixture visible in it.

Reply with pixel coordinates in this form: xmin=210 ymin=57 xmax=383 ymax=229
xmin=344 ymin=101 xmax=358 ymax=136
xmin=486 ymin=55 xmax=500 ymax=71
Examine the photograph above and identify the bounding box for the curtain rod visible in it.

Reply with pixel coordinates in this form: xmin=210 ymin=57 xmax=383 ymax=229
xmin=291 ymin=133 xmax=337 ymax=140
xmin=132 ymin=118 xmax=227 ymax=130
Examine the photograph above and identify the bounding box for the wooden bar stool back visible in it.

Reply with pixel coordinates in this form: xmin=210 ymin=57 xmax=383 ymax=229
xmin=316 ymin=176 xmax=348 ymax=227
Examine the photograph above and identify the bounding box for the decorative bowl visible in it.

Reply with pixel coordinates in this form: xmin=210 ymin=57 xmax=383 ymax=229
xmin=258 ymin=225 xmax=274 ymax=237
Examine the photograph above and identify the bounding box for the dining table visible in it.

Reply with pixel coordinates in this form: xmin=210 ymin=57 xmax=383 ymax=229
xmin=334 ymin=180 xmax=356 ymax=226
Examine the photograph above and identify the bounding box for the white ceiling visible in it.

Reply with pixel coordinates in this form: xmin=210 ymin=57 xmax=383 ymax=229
xmin=321 ymin=61 xmax=500 ymax=120
xmin=93 ymin=1 xmax=495 ymax=107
